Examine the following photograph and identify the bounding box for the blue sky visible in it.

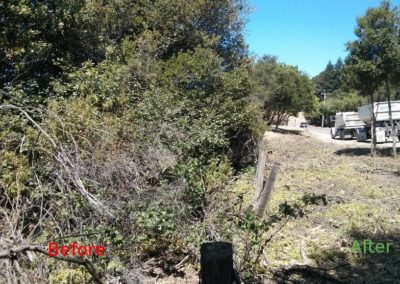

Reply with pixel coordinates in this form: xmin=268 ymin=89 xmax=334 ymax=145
xmin=245 ymin=0 xmax=400 ymax=77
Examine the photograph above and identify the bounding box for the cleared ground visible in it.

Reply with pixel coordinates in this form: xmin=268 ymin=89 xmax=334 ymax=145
xmin=262 ymin=130 xmax=400 ymax=283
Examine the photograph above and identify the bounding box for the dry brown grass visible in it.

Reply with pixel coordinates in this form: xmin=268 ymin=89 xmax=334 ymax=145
xmin=260 ymin=131 xmax=400 ymax=283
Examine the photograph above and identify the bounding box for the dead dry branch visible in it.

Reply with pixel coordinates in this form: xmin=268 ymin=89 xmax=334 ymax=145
xmin=0 ymin=104 xmax=113 ymax=217
xmin=0 ymin=244 xmax=103 ymax=284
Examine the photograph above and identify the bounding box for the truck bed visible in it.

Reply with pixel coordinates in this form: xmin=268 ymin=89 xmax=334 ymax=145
xmin=358 ymin=101 xmax=400 ymax=123
xmin=335 ymin=112 xmax=365 ymax=129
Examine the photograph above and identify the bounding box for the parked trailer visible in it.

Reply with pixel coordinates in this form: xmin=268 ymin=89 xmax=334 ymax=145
xmin=357 ymin=101 xmax=400 ymax=143
xmin=331 ymin=112 xmax=365 ymax=140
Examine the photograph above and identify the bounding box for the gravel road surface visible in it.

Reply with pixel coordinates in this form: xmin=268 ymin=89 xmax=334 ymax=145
xmin=303 ymin=125 xmax=396 ymax=148
xmin=276 ymin=125 xmax=397 ymax=150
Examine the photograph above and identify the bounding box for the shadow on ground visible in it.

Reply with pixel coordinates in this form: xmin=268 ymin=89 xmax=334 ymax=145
xmin=270 ymin=229 xmax=400 ymax=284
xmin=273 ymin=128 xmax=304 ymax=136
xmin=334 ymin=147 xmax=400 ymax=157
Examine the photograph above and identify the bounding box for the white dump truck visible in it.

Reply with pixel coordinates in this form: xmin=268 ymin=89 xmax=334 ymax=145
xmin=357 ymin=101 xmax=400 ymax=143
xmin=331 ymin=112 xmax=366 ymax=140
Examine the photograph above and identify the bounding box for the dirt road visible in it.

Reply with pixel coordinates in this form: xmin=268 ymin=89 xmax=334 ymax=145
xmin=306 ymin=125 xmax=364 ymax=145
xmin=277 ymin=125 xmax=360 ymax=145
xmin=276 ymin=125 xmax=398 ymax=156
xmin=305 ymin=125 xmax=396 ymax=148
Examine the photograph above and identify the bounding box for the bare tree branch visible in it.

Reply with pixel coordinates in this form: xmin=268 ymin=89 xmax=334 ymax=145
xmin=0 ymin=104 xmax=113 ymax=217
xmin=0 ymin=245 xmax=104 ymax=284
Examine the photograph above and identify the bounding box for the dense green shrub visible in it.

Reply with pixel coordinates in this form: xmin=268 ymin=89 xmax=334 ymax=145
xmin=0 ymin=0 xmax=317 ymax=282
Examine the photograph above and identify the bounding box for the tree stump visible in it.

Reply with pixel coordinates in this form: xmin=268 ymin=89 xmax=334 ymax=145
xmin=200 ymin=242 xmax=234 ymax=284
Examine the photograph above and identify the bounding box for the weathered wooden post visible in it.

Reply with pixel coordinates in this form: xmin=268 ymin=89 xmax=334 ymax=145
xmin=253 ymin=162 xmax=281 ymax=217
xmin=253 ymin=138 xmax=267 ymax=205
xmin=200 ymin=242 xmax=235 ymax=284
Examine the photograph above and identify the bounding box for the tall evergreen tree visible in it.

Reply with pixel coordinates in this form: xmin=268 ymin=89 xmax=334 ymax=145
xmin=313 ymin=60 xmax=341 ymax=95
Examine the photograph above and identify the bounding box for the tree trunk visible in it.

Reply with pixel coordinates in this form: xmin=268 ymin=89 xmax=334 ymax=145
xmin=275 ymin=112 xmax=284 ymax=130
xmin=275 ymin=113 xmax=280 ymax=130
xmin=369 ymin=95 xmax=377 ymax=156
xmin=386 ymin=81 xmax=397 ymax=157
xmin=267 ymin=109 xmax=276 ymax=125
xmin=265 ymin=109 xmax=273 ymax=123
xmin=283 ymin=113 xmax=290 ymax=124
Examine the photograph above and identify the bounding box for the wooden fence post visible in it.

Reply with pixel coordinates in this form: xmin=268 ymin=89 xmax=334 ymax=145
xmin=253 ymin=162 xmax=281 ymax=217
xmin=253 ymin=138 xmax=267 ymax=205
xmin=200 ymin=242 xmax=234 ymax=284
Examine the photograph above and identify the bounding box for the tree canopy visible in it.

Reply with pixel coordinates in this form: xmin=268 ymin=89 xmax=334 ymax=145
xmin=343 ymin=0 xmax=400 ymax=155
xmin=253 ymin=56 xmax=317 ymax=127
